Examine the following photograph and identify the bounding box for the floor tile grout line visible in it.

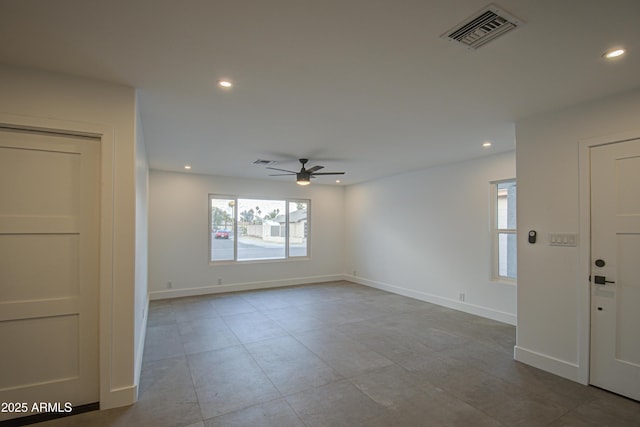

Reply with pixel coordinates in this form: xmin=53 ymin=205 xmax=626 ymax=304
xmin=183 ymin=351 xmax=207 ymax=426
xmin=240 ymin=335 xmax=291 ymax=398
xmin=240 ymin=330 xmax=349 ymax=399
xmin=281 ymin=397 xmax=310 ymax=427
xmin=287 ymin=325 xmax=395 ymax=382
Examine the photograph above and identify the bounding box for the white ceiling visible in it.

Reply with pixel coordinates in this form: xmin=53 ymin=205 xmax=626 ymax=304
xmin=1 ymin=0 xmax=639 ymax=185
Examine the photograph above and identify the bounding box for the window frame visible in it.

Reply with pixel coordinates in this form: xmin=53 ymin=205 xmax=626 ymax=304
xmin=490 ymin=179 xmax=517 ymax=283
xmin=209 ymin=194 xmax=311 ymax=263
xmin=287 ymin=199 xmax=310 ymax=259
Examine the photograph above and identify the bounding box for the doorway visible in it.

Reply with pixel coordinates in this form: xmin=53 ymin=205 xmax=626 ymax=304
xmin=588 ymin=137 xmax=640 ymax=401
xmin=0 ymin=127 xmax=100 ymax=421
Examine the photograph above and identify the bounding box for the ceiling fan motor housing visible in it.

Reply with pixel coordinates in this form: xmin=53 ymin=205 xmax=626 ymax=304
xmin=297 ymin=172 xmax=311 ymax=181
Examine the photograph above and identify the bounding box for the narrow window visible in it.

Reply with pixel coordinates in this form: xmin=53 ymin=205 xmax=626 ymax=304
xmin=492 ymin=180 xmax=517 ymax=281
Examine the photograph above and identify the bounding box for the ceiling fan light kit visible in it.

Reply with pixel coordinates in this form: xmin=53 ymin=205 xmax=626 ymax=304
xmin=267 ymin=158 xmax=345 ymax=185
xmin=296 ymin=175 xmax=311 ymax=185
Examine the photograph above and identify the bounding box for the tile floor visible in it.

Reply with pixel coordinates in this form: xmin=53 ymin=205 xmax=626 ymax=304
xmin=37 ymin=281 xmax=639 ymax=426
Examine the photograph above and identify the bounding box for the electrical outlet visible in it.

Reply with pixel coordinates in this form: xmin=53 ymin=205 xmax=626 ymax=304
xmin=459 ymin=292 xmax=465 ymax=302
xmin=217 ymin=278 xmax=222 ymax=285
xmin=353 ymin=270 xmax=357 ymax=277
xmin=167 ymin=281 xmax=172 ymax=289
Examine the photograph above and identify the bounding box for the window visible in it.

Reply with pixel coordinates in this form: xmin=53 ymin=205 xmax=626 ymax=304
xmin=289 ymin=201 xmax=308 ymax=257
xmin=210 ymin=195 xmax=309 ymax=262
xmin=491 ymin=180 xmax=517 ymax=281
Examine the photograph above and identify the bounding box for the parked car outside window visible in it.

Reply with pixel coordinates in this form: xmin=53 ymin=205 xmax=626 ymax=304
xmin=215 ymin=229 xmax=230 ymax=239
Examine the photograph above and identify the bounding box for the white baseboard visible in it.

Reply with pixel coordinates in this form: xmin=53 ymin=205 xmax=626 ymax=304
xmin=347 ymin=275 xmax=517 ymax=325
xmin=149 ymin=274 xmax=345 ymax=300
xmin=133 ymin=295 xmax=150 ymax=399
xmin=514 ymin=345 xmax=582 ymax=383
xmin=100 ymin=384 xmax=138 ymax=410
xmin=102 ymin=295 xmax=148 ymax=411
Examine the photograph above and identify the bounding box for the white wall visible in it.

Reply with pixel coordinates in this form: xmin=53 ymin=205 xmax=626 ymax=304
xmin=0 ymin=64 xmax=143 ymax=408
xmin=515 ymin=88 xmax=640 ymax=382
xmin=149 ymin=170 xmax=345 ymax=297
xmin=134 ymin=92 xmax=149 ymax=387
xmin=344 ymin=151 xmax=517 ymax=324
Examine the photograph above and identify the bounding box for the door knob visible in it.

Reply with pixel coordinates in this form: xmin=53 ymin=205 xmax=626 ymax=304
xmin=594 ymin=275 xmax=615 ymax=285
xmin=595 ymin=259 xmax=606 ymax=267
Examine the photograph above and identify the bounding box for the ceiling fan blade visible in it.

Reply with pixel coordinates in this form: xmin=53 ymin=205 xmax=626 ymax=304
xmin=266 ymin=159 xmax=345 ymax=182
xmin=266 ymin=166 xmax=297 ymax=173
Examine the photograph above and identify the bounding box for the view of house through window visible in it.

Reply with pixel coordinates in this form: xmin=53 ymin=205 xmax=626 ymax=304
xmin=210 ymin=195 xmax=309 ymax=262
xmin=494 ymin=180 xmax=517 ymax=280
xmin=289 ymin=201 xmax=308 ymax=257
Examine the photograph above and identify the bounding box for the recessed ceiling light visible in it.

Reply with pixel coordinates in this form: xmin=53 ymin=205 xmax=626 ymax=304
xmin=603 ymin=48 xmax=625 ymax=59
xmin=218 ymin=80 xmax=233 ymax=88
xmin=184 ymin=165 xmax=192 ymax=170
xmin=336 ymin=180 xmax=341 ymax=184
xmin=482 ymin=141 xmax=492 ymax=148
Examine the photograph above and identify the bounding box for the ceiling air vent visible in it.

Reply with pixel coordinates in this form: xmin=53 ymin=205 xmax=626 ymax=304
xmin=441 ymin=4 xmax=523 ymax=49
xmin=253 ymin=159 xmax=276 ymax=166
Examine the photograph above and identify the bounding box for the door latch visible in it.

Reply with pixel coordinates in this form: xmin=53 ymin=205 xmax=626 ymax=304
xmin=593 ymin=275 xmax=615 ymax=285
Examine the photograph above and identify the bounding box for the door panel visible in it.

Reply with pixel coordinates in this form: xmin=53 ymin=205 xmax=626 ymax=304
xmin=0 ymin=145 xmax=80 ymax=218
xmin=0 ymin=315 xmax=79 ymax=390
xmin=616 ymin=235 xmax=640 ymax=365
xmin=0 ymin=128 xmax=99 ymax=421
xmin=590 ymin=138 xmax=640 ymax=401
xmin=0 ymin=234 xmax=79 ymax=301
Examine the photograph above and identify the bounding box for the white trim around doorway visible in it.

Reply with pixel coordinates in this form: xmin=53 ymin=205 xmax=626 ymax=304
xmin=577 ymin=129 xmax=640 ymax=386
xmin=0 ymin=113 xmax=123 ymax=408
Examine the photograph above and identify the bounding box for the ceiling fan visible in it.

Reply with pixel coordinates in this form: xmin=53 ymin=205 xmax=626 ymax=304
xmin=267 ymin=158 xmax=345 ymax=185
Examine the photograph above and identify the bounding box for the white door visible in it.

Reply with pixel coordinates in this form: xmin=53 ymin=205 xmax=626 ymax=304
xmin=0 ymin=128 xmax=100 ymax=421
xmin=590 ymin=138 xmax=640 ymax=401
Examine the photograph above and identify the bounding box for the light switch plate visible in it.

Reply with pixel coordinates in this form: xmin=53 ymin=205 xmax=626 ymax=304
xmin=549 ymin=233 xmax=577 ymax=246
